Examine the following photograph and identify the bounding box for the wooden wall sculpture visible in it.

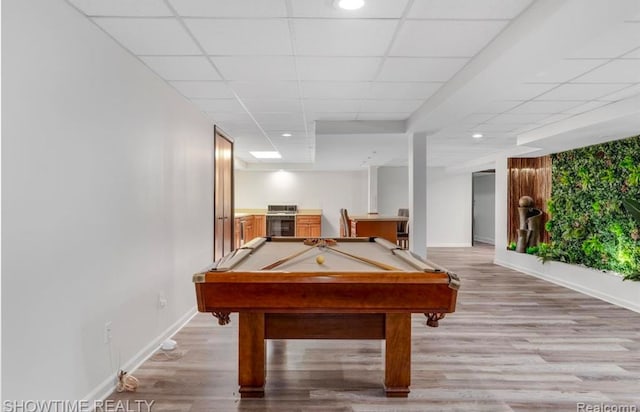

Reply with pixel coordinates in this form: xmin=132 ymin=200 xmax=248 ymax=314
xmin=507 ymin=156 xmax=552 ymax=245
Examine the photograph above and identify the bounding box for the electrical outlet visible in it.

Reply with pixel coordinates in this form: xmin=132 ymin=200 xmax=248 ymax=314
xmin=158 ymin=292 xmax=167 ymax=309
xmin=104 ymin=321 xmax=112 ymax=344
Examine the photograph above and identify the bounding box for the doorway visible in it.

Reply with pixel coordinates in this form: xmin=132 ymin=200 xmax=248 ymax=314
xmin=472 ymin=170 xmax=495 ymax=246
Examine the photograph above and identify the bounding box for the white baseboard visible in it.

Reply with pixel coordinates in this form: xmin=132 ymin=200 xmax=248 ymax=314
xmin=427 ymin=242 xmax=473 ymax=247
xmin=473 ymin=236 xmax=495 ymax=245
xmin=84 ymin=306 xmax=198 ymax=404
xmin=495 ymin=254 xmax=640 ymax=314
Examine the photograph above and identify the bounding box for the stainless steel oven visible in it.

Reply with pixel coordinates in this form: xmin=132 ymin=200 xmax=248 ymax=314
xmin=266 ymin=205 xmax=297 ymax=237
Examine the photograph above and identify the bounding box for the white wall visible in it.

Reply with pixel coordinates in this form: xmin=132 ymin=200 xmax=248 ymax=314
xmin=473 ymin=173 xmax=496 ymax=244
xmin=377 ymin=166 xmax=409 ymax=215
xmin=2 ymin=0 xmax=213 ymax=401
xmin=426 ymin=168 xmax=473 ymax=247
xmin=235 ymin=170 xmax=367 ymax=237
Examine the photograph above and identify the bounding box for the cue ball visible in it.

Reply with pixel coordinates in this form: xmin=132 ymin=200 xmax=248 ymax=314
xmin=316 ymin=255 xmax=325 ymax=264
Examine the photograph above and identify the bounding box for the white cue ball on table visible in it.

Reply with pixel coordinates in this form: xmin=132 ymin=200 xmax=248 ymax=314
xmin=316 ymin=255 xmax=325 ymax=264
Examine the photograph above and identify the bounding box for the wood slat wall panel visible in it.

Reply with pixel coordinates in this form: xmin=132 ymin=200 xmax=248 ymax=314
xmin=507 ymin=156 xmax=552 ymax=245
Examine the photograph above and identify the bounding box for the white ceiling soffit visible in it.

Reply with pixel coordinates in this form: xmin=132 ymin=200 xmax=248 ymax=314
xmin=517 ymin=94 xmax=640 ymax=153
xmin=65 ymin=0 xmax=640 ymax=170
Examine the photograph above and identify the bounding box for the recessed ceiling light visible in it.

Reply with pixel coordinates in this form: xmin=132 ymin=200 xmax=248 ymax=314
xmin=250 ymin=151 xmax=281 ymax=159
xmin=335 ymin=0 xmax=365 ymax=10
xmin=472 ymin=133 xmax=483 ymax=139
xmin=281 ymin=133 xmax=292 ymax=137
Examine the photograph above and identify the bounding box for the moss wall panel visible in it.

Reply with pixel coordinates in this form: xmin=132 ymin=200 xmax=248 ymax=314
xmin=547 ymin=135 xmax=640 ymax=279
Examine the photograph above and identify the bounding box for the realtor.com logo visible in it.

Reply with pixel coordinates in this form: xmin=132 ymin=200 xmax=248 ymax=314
xmin=2 ymin=400 xmax=154 ymax=412
xmin=577 ymin=403 xmax=638 ymax=412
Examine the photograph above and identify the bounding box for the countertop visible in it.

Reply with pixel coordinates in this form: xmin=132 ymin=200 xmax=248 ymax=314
xmin=234 ymin=209 xmax=322 ymax=217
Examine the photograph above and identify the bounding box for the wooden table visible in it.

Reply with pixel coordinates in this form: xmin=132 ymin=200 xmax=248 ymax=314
xmin=348 ymin=215 xmax=408 ymax=243
xmin=193 ymin=237 xmax=459 ymax=398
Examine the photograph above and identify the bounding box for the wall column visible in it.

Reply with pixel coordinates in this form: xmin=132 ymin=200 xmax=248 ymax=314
xmin=494 ymin=155 xmax=508 ymax=262
xmin=367 ymin=165 xmax=378 ymax=214
xmin=409 ymin=132 xmax=428 ymax=259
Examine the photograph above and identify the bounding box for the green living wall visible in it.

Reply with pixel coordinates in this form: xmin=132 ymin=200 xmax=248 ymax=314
xmin=545 ymin=135 xmax=640 ymax=280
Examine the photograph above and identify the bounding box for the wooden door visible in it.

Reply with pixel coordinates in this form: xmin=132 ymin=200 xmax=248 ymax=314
xmin=214 ymin=126 xmax=234 ymax=260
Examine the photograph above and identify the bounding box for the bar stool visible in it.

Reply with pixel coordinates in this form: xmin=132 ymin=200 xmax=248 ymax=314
xmin=397 ymin=208 xmax=409 ymax=249
xmin=340 ymin=208 xmax=351 ymax=237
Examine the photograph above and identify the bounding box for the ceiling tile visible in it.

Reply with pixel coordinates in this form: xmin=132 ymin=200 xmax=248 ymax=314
xmin=168 ymin=0 xmax=287 ymax=17
xmin=569 ymin=22 xmax=640 ymax=58
xmin=573 ymin=60 xmax=640 ymax=83
xmin=536 ymin=113 xmax=573 ymax=125
xmin=475 ymin=100 xmax=525 ymax=114
xmin=297 ymin=57 xmax=381 ymax=81
xmin=600 ymin=83 xmax=640 ymax=101
xmin=218 ymin=123 xmax=263 ymax=135
xmin=501 ymin=83 xmax=560 ymax=100
xmin=359 ymin=100 xmax=423 ymax=112
xmin=461 ymin=113 xmax=497 ymax=125
xmin=526 ymin=59 xmax=608 ymax=83
xmin=266 ymin=131 xmax=308 ymax=140
xmin=185 ymin=19 xmax=291 ymax=55
xmin=212 ymin=56 xmax=297 ymax=80
xmin=293 ymin=19 xmax=398 ymax=56
xmin=623 ymin=47 xmax=640 ymax=58
xmin=139 ymin=56 xmax=220 ymax=80
xmin=473 ymin=123 xmax=519 ymax=132
xmin=408 ymin=0 xmax=533 ymax=19
xmin=207 ymin=112 xmax=256 ymax=128
xmin=307 ymin=112 xmax=359 ymax=121
xmin=390 ymin=20 xmax=508 ymax=57
xmin=170 ymin=81 xmax=234 ymax=98
xmin=369 ymin=82 xmax=442 ymax=99
xmin=301 ymin=82 xmax=371 ymax=99
xmin=252 ymin=112 xmax=306 ymax=130
xmin=357 ymin=113 xmax=411 ymax=120
xmin=561 ymin=101 xmax=611 ymax=115
xmin=539 ymin=83 xmax=631 ymax=100
xmin=290 ymin=0 xmax=410 ymax=18
xmin=509 ymin=100 xmax=586 ymax=114
xmin=243 ymin=99 xmax=303 ymax=112
xmin=377 ymin=57 xmax=468 ymax=81
xmin=68 ymin=0 xmax=172 ymax=16
xmin=190 ymin=98 xmax=245 ymax=112
xmin=230 ymin=81 xmax=300 ymax=99
xmin=93 ymin=18 xmax=200 ymax=55
xmin=486 ymin=113 xmax=552 ymax=125
xmin=304 ymin=99 xmax=363 ymax=113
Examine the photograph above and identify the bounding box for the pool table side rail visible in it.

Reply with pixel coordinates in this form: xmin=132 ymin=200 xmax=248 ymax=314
xmin=195 ymin=281 xmax=457 ymax=314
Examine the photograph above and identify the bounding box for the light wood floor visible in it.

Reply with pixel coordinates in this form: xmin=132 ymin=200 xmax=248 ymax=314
xmin=108 ymin=245 xmax=640 ymax=411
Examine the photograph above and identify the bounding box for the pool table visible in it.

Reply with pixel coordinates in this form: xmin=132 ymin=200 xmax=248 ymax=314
xmin=193 ymin=236 xmax=460 ymax=398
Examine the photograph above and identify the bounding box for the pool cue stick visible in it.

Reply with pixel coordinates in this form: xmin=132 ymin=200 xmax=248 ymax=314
xmin=261 ymin=244 xmax=318 ymax=270
xmin=326 ymin=246 xmax=400 ymax=271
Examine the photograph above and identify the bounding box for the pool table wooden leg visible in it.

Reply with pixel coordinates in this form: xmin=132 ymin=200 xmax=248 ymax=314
xmin=238 ymin=312 xmax=265 ymax=398
xmin=384 ymin=313 xmax=411 ymax=397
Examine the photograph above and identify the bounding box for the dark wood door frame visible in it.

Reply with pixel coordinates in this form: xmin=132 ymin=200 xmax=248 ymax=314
xmin=213 ymin=126 xmax=234 ymax=261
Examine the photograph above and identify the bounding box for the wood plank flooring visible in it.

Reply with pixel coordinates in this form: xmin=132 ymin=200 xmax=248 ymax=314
xmin=107 ymin=245 xmax=640 ymax=411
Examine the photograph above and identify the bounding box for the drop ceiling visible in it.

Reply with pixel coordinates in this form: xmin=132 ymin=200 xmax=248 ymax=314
xmin=66 ymin=0 xmax=640 ymax=171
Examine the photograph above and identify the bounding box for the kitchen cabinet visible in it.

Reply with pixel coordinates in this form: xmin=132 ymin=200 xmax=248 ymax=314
xmin=235 ymin=215 xmax=255 ymax=248
xmin=254 ymin=215 xmax=266 ymax=237
xmin=295 ymin=215 xmax=321 ymax=238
